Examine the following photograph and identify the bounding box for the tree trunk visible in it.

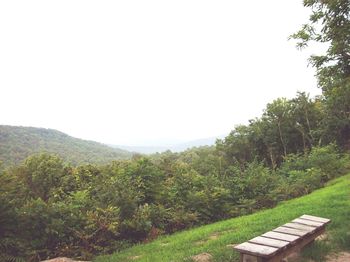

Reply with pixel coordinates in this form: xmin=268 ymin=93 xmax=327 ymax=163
xmin=278 ymin=121 xmax=287 ymax=157
xmin=268 ymin=147 xmax=277 ymax=170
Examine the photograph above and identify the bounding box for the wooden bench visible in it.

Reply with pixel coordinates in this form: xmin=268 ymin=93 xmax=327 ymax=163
xmin=233 ymin=214 xmax=331 ymax=262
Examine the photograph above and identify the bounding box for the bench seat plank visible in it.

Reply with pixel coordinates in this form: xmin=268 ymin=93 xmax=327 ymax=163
xmin=248 ymin=236 xmax=290 ymax=248
xmin=262 ymin=231 xmax=299 ymax=243
xmin=300 ymin=215 xmax=331 ymax=224
xmin=292 ymin=218 xmax=324 ymax=227
xmin=234 ymin=242 xmax=278 ymax=257
xmin=273 ymin=226 xmax=308 ymax=237
xmin=283 ymin=222 xmax=317 ymax=233
xmin=233 ymin=215 xmax=331 ymax=260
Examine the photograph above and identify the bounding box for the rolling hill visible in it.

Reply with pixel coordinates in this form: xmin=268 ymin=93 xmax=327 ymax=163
xmin=0 ymin=125 xmax=132 ymax=167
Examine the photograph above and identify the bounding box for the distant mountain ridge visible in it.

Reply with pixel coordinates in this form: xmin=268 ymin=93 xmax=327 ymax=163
xmin=0 ymin=125 xmax=132 ymax=167
xmin=114 ymin=135 xmax=226 ymax=154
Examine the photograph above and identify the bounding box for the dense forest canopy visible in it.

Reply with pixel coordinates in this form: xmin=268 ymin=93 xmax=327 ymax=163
xmin=1 ymin=1 xmax=349 ymax=261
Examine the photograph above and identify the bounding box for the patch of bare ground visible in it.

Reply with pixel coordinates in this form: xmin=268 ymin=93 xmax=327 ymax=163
xmin=194 ymin=240 xmax=206 ymax=246
xmin=208 ymin=232 xmax=219 ymax=240
xmin=41 ymin=258 xmax=89 ymax=262
xmin=191 ymin=252 xmax=213 ymax=262
xmin=282 ymin=250 xmax=350 ymax=262
xmin=316 ymin=233 xmax=328 ymax=241
xmin=194 ymin=232 xmax=220 ymax=246
xmin=218 ymin=228 xmax=236 ymax=235
xmin=326 ymin=252 xmax=350 ymax=262
xmin=282 ymin=252 xmax=302 ymax=262
xmin=196 ymin=228 xmax=233 ymax=245
xmin=282 ymin=234 xmax=330 ymax=262
xmin=128 ymin=255 xmax=142 ymax=260
xmin=226 ymin=244 xmax=237 ymax=249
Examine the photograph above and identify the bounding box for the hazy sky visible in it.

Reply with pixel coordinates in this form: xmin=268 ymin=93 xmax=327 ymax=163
xmin=0 ymin=1 xmax=322 ymax=146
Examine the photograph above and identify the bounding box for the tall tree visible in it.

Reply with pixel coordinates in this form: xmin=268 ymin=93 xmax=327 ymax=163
xmin=263 ymin=98 xmax=293 ymax=158
xmin=291 ymin=0 xmax=350 ymax=148
xmin=290 ymin=92 xmax=323 ymax=150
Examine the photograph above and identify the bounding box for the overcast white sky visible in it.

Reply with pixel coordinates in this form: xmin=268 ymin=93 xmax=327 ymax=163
xmin=0 ymin=0 xmax=322 ymax=146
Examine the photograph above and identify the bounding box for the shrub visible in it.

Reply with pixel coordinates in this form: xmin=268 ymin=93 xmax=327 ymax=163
xmin=279 ymin=144 xmax=348 ymax=181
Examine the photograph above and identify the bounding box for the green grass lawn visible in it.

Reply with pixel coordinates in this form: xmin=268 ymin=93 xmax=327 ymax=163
xmin=95 ymin=174 xmax=350 ymax=262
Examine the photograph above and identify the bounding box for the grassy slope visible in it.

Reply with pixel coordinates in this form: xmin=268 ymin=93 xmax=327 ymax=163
xmin=96 ymin=174 xmax=350 ymax=262
xmin=0 ymin=125 xmax=132 ymax=166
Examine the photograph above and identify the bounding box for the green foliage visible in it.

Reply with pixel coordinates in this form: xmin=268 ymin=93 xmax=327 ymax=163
xmin=216 ymin=92 xmax=334 ymax=169
xmin=0 ymin=125 xmax=132 ymax=167
xmin=232 ymin=162 xmax=281 ymax=210
xmin=18 ymin=154 xmax=65 ymax=202
xmin=291 ymin=0 xmax=350 ymax=90
xmin=96 ymin=174 xmax=350 ymax=262
xmin=291 ymin=0 xmax=350 ymax=148
xmin=0 ymin=200 xmax=24 ymax=262
xmin=321 ymin=82 xmax=350 ymax=147
xmin=1 ymin=2 xmax=349 ymax=261
xmin=126 ymin=158 xmax=165 ymax=204
xmin=279 ymin=144 xmax=348 ymax=180
xmin=2 ymin=91 xmax=349 ymax=261
xmin=2 ymin=146 xmax=348 ymax=261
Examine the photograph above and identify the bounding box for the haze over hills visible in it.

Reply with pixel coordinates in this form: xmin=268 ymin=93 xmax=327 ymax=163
xmin=0 ymin=125 xmax=226 ymax=167
xmin=0 ymin=125 xmax=133 ymax=167
xmin=113 ymin=135 xmax=227 ymax=154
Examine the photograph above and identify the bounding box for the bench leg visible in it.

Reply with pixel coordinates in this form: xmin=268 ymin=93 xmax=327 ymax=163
xmin=241 ymin=253 xmax=264 ymax=262
xmin=265 ymin=227 xmax=326 ymax=262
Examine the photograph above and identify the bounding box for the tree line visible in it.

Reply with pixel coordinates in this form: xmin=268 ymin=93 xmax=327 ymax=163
xmin=1 ymin=0 xmax=349 ymax=261
xmin=0 ymin=144 xmax=349 ymax=261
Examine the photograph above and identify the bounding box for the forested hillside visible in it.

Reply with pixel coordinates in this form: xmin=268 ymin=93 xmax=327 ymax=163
xmin=0 ymin=125 xmax=132 ymax=167
xmin=0 ymin=1 xmax=349 ymax=262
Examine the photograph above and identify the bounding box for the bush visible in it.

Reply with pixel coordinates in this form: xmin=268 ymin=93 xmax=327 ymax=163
xmin=230 ymin=161 xmax=281 ymax=209
xmin=279 ymin=144 xmax=348 ymax=181
xmin=285 ymin=168 xmax=324 ymax=197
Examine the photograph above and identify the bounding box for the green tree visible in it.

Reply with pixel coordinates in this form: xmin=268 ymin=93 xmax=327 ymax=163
xmin=263 ymin=98 xmax=294 ymax=158
xmin=16 ymin=153 xmax=66 ymax=202
xmin=291 ymin=0 xmax=350 ymax=148
xmin=290 ymin=92 xmax=323 ymax=149
xmin=126 ymin=157 xmax=165 ymax=204
xmin=291 ymin=0 xmax=350 ymax=89
xmin=216 ymin=125 xmax=255 ymax=169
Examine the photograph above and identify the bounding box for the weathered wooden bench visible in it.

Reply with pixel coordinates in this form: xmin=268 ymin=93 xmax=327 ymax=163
xmin=233 ymin=214 xmax=331 ymax=262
